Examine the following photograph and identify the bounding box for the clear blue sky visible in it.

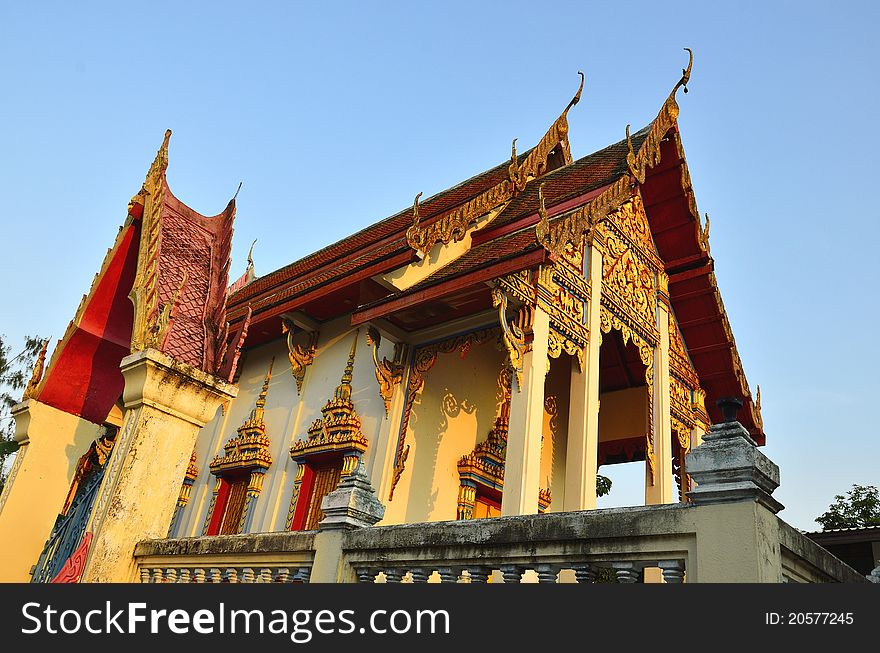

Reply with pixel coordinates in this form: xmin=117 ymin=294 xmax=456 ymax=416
xmin=1 ymin=1 xmax=877 ymax=530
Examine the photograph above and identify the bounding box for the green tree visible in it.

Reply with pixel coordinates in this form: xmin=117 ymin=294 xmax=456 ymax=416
xmin=815 ymin=484 xmax=880 ymax=530
xmin=0 ymin=334 xmax=45 ymax=492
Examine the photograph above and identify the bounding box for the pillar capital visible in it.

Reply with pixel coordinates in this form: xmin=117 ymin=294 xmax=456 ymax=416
xmin=120 ymin=348 xmax=237 ymax=426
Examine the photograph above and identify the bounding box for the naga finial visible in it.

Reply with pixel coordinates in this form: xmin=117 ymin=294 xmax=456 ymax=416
xmin=411 ymin=192 xmax=422 ymax=228
xmin=565 ymin=71 xmax=585 ymax=113
xmin=511 ymin=138 xmax=517 ymax=162
xmin=246 ymin=238 xmax=257 ymax=272
xmin=535 ymin=182 xmax=550 ymax=245
xmin=674 ymin=48 xmax=694 ymax=95
xmin=626 ymin=124 xmax=634 ymax=155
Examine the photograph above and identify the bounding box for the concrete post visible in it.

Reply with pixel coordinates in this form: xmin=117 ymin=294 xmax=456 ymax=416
xmin=79 ymin=349 xmax=236 ymax=582
xmin=563 ymin=240 xmax=602 ymax=511
xmin=686 ymin=402 xmax=784 ymax=581
xmin=502 ymin=307 xmax=550 ymax=516
xmin=310 ymin=463 xmax=385 ymax=583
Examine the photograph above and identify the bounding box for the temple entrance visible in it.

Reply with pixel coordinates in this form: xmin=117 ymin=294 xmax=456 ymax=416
xmin=595 ymin=329 xmax=651 ymax=507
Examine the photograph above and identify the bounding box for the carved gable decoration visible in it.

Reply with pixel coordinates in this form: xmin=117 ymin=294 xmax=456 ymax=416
xmin=406 ymin=74 xmax=584 ymax=256
xmin=129 ymin=130 xmax=243 ymax=380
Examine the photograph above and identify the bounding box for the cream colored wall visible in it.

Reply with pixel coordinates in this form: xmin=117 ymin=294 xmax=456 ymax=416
xmin=0 ymin=400 xmax=103 ymax=581
xmin=598 ymin=387 xmax=648 ymax=443
xmin=542 ymin=355 xmax=571 ymax=512
xmin=384 ymin=336 xmax=505 ymax=525
xmin=178 ymin=318 xmax=391 ymax=536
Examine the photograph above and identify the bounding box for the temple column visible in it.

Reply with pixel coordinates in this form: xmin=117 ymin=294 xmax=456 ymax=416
xmin=0 ymin=400 xmax=104 ymax=581
xmin=645 ymin=277 xmax=674 ymax=505
xmin=79 ymin=349 xmax=236 ymax=582
xmin=563 ymin=239 xmax=603 ymax=511
xmin=501 ymin=307 xmax=550 ymax=516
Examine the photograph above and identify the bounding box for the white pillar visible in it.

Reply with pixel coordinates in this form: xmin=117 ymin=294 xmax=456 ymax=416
xmin=645 ymin=293 xmax=673 ymax=505
xmin=564 ymin=240 xmax=602 ymax=511
xmin=502 ymin=307 xmax=550 ymax=516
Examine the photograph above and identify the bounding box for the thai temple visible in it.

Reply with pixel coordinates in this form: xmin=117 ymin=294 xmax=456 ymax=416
xmin=0 ymin=52 xmax=868 ymax=584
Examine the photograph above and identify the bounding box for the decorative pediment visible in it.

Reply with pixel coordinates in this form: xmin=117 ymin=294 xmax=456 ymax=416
xmin=290 ymin=334 xmax=368 ymax=467
xmin=210 ymin=359 xmax=274 ymax=476
xmin=407 ymin=73 xmax=584 ymax=256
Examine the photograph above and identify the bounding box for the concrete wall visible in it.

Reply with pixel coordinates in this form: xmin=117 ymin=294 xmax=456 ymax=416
xmin=177 ymin=318 xmax=392 ymax=536
xmin=390 ymin=337 xmax=505 ymax=524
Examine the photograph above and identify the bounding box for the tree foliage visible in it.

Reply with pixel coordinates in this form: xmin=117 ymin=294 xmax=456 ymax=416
xmin=0 ymin=334 xmax=45 ymax=491
xmin=815 ymin=484 xmax=880 ymax=530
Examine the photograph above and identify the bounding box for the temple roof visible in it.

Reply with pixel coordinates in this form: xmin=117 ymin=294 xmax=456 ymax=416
xmin=226 ymin=75 xmax=763 ymax=442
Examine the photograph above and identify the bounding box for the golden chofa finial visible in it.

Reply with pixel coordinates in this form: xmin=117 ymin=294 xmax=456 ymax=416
xmin=565 ymin=71 xmax=585 ymax=113
xmin=510 ymin=138 xmax=517 ymax=162
xmin=674 ymin=48 xmax=694 ymax=95
xmin=246 ymin=238 xmax=257 ymax=273
xmin=410 ymin=192 xmax=422 ymax=228
xmin=535 ymin=183 xmax=550 ymax=246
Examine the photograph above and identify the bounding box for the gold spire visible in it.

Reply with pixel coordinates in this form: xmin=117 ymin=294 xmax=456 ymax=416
xmin=252 ymin=357 xmax=274 ymax=422
xmin=335 ymin=332 xmax=358 ymax=402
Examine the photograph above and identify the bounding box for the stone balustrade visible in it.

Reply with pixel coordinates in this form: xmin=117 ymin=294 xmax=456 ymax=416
xmin=133 ymin=422 xmax=870 ymax=584
xmin=139 ymin=565 xmax=311 ymax=583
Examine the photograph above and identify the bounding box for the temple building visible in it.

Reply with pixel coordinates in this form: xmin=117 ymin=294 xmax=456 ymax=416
xmin=4 ymin=51 xmax=818 ymax=585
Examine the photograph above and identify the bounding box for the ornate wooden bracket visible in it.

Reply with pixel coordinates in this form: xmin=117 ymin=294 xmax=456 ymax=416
xmin=365 ymin=326 xmax=405 ymax=418
xmin=281 ymin=316 xmax=318 ymax=395
xmin=492 ymin=287 xmax=530 ymax=392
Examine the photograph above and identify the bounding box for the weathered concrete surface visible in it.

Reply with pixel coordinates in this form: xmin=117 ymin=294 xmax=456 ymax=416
xmin=80 ymin=349 xmax=236 ymax=582
xmin=686 ymin=420 xmax=783 ymax=513
xmin=134 ymin=530 xmax=316 ymax=557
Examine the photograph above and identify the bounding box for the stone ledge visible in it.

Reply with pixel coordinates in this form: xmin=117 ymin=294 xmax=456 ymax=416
xmin=134 ymin=530 xmax=317 ymax=558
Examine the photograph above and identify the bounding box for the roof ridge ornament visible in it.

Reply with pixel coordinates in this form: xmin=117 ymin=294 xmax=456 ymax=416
xmin=535 ymin=183 xmax=549 ymax=244
xmin=406 ymin=72 xmax=585 ymax=256
xmin=627 ymin=48 xmax=694 ymax=184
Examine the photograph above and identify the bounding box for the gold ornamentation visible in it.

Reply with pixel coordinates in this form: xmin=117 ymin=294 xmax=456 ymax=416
xmin=129 ymin=130 xmax=171 ymax=353
xmin=405 ymin=184 xmax=510 ymax=255
xmin=389 ymin=327 xmax=501 ymax=500
xmin=495 ymin=268 xmax=536 ymax=305
xmin=408 ymin=73 xmax=584 ymax=256
xmin=281 ymin=316 xmax=318 ymax=395
xmin=626 ymin=49 xmax=693 ymax=185
xmin=21 ymin=339 xmax=49 ymax=401
xmin=510 ymin=72 xmax=584 ymax=191
xmin=365 ymin=326 xmax=405 ymax=418
xmin=754 ymin=385 xmax=763 ymax=432
xmin=537 ymin=174 xmax=635 ymax=261
xmin=699 ymin=212 xmax=710 ymax=254
xmin=290 ymin=334 xmax=369 ymax=466
xmin=670 ymin=375 xmax=695 ymax=428
xmin=492 ymin=287 xmax=530 ymax=392
xmin=601 ymin=229 xmax=657 ymax=336
xmin=536 ymin=263 xmax=589 ymax=370
xmin=210 ymin=359 xmax=274 ymax=476
xmin=668 ymin=313 xmax=699 ymax=387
